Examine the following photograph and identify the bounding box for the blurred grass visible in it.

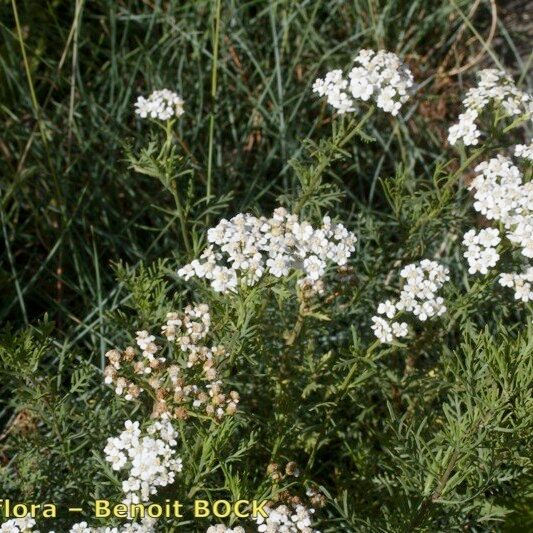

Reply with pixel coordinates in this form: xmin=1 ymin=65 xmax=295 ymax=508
xmin=0 ymin=0 xmax=530 ymax=355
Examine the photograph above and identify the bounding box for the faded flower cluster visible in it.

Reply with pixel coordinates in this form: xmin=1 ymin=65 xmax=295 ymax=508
xmin=104 ymin=304 xmax=239 ymax=421
xmin=103 ymin=419 xmax=183 ymax=505
xmin=177 ymin=207 xmax=356 ymax=293
xmin=371 ymin=260 xmax=449 ymax=344
xmin=134 ymin=89 xmax=185 ymax=121
xmin=462 ymin=153 xmax=533 ymax=301
xmin=448 ymin=69 xmax=532 ymax=146
xmin=312 ymin=49 xmax=414 ymax=116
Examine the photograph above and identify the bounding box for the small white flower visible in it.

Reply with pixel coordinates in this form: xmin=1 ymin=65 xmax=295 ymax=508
xmin=462 ymin=228 xmax=501 ymax=275
xmin=377 ymin=299 xmax=396 ymax=319
xmin=69 ymin=523 xmax=91 ymax=533
xmin=514 ymin=142 xmax=533 ymax=161
xmin=391 ymin=321 xmax=408 ymax=338
xmin=499 ymin=268 xmax=533 ymax=302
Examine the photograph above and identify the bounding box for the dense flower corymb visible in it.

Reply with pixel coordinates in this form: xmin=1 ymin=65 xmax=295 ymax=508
xmin=462 ymin=228 xmax=501 ymax=275
xmin=371 ymin=260 xmax=449 ymax=344
xmin=448 ymin=69 xmax=532 ymax=146
xmin=462 ymin=151 xmax=533 ymax=301
xmin=134 ymin=89 xmax=185 ymax=121
xmin=177 ymin=207 xmax=357 ymax=293
xmin=103 ymin=419 xmax=183 ymax=505
xmin=255 ymin=503 xmax=319 ymax=533
xmin=313 ymin=49 xmax=414 ymax=116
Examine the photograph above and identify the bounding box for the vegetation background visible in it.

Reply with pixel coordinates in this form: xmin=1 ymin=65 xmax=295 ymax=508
xmin=0 ymin=1 xmax=532 ymax=532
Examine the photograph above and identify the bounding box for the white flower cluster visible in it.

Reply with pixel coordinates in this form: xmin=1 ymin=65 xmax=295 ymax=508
xmin=312 ymin=49 xmax=414 ymax=116
xmin=177 ymin=207 xmax=357 ymax=293
xmin=462 ymin=228 xmax=501 ymax=274
xmin=104 ymin=304 xmax=239 ymax=421
xmin=448 ymin=69 xmax=532 ymax=146
xmin=68 ymin=519 xmax=156 ymax=533
xmin=0 ymin=517 xmax=37 ymax=533
xmin=103 ymin=419 xmax=183 ymax=505
xmin=462 ymin=154 xmax=533 ymax=301
xmin=371 ymin=260 xmax=449 ymax=344
xmin=134 ymin=89 xmax=185 ymax=121
xmin=255 ymin=503 xmax=319 ymax=533
xmin=515 ymin=142 xmax=533 ymax=161
xmin=468 ymin=155 xmax=532 ymax=233
xmin=206 ymin=526 xmax=245 ymax=533
xmin=499 ymin=268 xmax=533 ymax=302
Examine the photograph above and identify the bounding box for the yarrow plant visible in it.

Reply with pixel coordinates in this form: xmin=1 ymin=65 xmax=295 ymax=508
xmin=448 ymin=69 xmax=532 ymax=146
xmin=371 ymin=260 xmax=449 ymax=344
xmin=104 ymin=304 xmax=239 ymax=420
xmin=134 ymin=89 xmax=185 ymax=121
xmin=312 ymin=49 xmax=414 ymax=115
xmin=177 ymin=208 xmax=356 ymax=293
xmin=2 ymin=30 xmax=533 ymax=533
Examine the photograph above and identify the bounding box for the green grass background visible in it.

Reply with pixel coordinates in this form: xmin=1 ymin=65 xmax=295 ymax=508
xmin=4 ymin=0 xmax=530 ymax=344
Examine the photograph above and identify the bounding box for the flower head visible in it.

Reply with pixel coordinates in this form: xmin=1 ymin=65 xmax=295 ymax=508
xmin=134 ymin=90 xmax=184 ymax=121
xmin=178 ymin=208 xmax=356 ymax=293
xmin=313 ymin=49 xmax=414 ymax=116
xmin=448 ymin=70 xmax=532 ymax=146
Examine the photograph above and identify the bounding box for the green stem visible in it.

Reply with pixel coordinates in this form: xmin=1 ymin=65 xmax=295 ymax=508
xmin=11 ymin=0 xmax=65 ymax=218
xmin=284 ymin=289 xmax=307 ymax=346
xmin=306 ymin=338 xmax=381 ymax=470
xmin=171 ymin=180 xmax=192 ymax=255
xmin=206 ymin=0 xmax=222 ymax=214
xmin=293 ymin=106 xmax=375 ymax=215
xmin=160 ymin=119 xmax=191 ymax=254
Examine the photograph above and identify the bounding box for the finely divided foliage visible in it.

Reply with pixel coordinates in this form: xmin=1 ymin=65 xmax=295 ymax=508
xmin=1 ymin=3 xmax=532 ymax=532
